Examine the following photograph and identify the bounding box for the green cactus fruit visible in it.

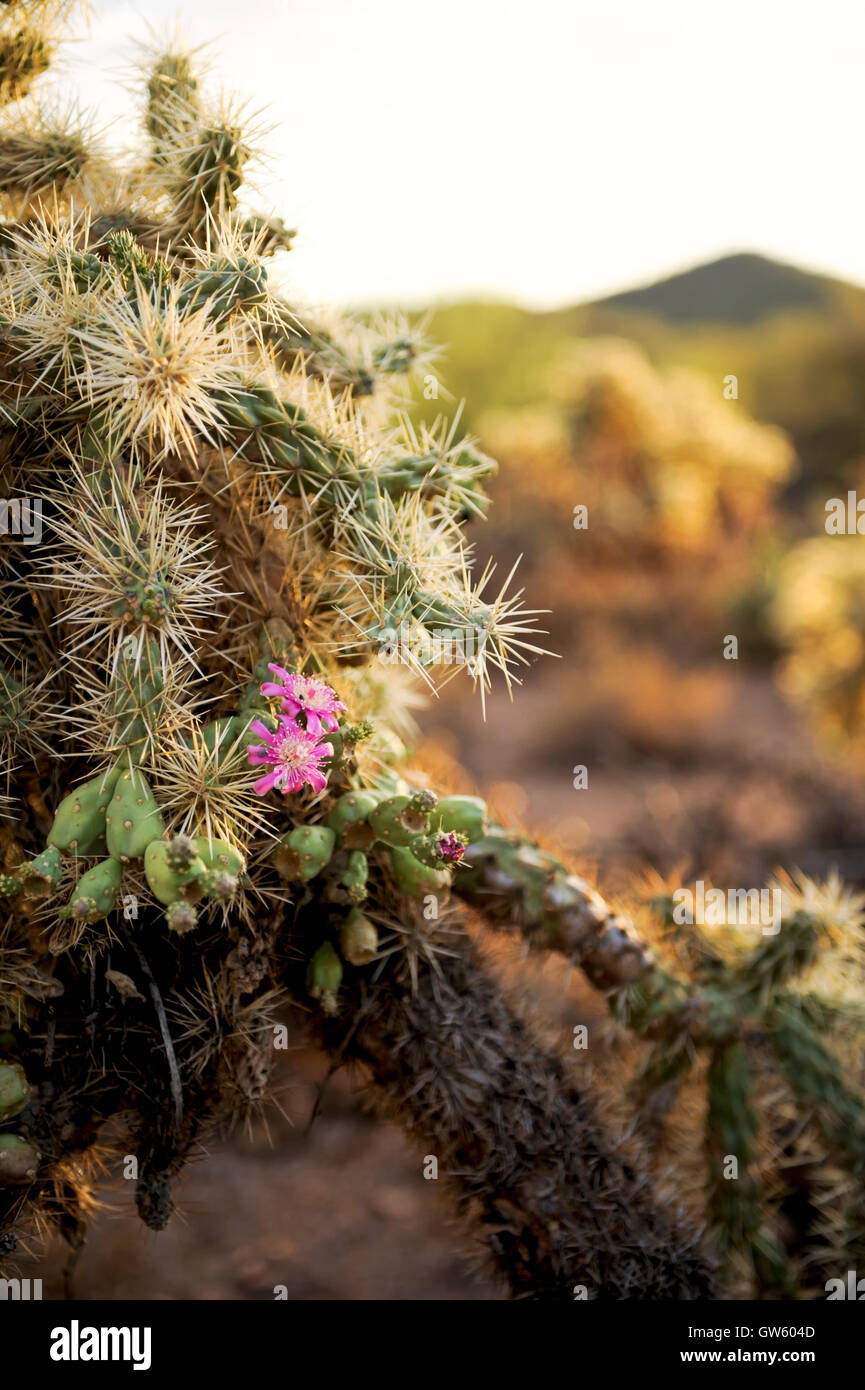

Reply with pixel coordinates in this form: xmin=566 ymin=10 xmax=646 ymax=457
xmin=105 ymin=767 xmax=164 ymax=862
xmin=66 ymin=857 xmax=122 ymax=923
xmin=388 ymin=845 xmax=451 ymax=896
xmin=409 ymin=833 xmax=448 ymax=869
xmin=0 ymin=1061 xmax=29 ymax=1121
xmin=432 ymin=795 xmax=487 ymax=844
xmin=339 ymin=908 xmax=378 ymax=965
xmin=0 ymin=1134 xmax=39 ymax=1185
xmin=0 ymin=873 xmax=23 ymax=898
xmin=369 ymin=791 xmax=437 ymax=847
xmin=47 ymin=764 xmax=121 ymax=855
xmin=199 ymin=868 xmax=237 ymax=901
xmin=166 ymin=900 xmax=198 ymax=934
xmin=340 ymin=850 xmax=369 ymax=903
xmin=326 ymin=791 xmax=378 ymax=848
xmin=20 ymin=843 xmax=63 ymax=898
xmin=306 ymin=941 xmax=342 ymax=1014
xmin=165 ymin=834 xmax=199 ymax=872
xmin=194 ymin=838 xmax=246 ymax=877
xmin=144 ymin=840 xmax=204 ymax=905
xmin=273 ymin=825 xmax=335 ymax=881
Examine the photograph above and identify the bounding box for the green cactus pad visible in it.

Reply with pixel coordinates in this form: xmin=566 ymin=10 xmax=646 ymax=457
xmin=20 ymin=843 xmax=63 ymax=898
xmin=47 ymin=765 xmax=121 ymax=856
xmin=369 ymin=793 xmax=436 ymax=847
xmin=144 ymin=839 xmax=205 ymax=905
xmin=432 ymin=795 xmax=487 ymax=844
xmin=194 ymin=838 xmax=246 ymax=877
xmin=326 ymin=791 xmax=378 ymax=847
xmin=273 ymin=825 xmax=335 ymax=881
xmin=105 ymin=767 xmax=164 ymax=862
xmin=0 ymin=1133 xmax=39 ymax=1185
xmin=0 ymin=1061 xmax=29 ymax=1121
xmin=387 ymin=845 xmax=451 ymax=896
xmin=66 ymin=857 xmax=122 ymax=922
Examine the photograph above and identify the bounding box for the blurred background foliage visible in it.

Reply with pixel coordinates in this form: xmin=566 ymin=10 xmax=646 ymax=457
xmin=409 ymin=251 xmax=865 ymax=896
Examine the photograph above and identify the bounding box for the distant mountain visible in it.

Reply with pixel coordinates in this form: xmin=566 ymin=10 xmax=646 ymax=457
xmin=425 ymin=252 xmax=865 ymax=498
xmin=590 ymin=252 xmax=865 ymax=326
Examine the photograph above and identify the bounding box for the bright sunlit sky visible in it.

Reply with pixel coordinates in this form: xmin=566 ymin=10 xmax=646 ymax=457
xmin=63 ymin=0 xmax=865 ymax=309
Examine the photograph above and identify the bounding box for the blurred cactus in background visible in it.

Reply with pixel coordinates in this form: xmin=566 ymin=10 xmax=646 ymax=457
xmin=482 ymin=337 xmax=794 ymax=562
xmin=0 ymin=0 xmax=862 ymax=1301
xmin=772 ymin=534 xmax=865 ymax=765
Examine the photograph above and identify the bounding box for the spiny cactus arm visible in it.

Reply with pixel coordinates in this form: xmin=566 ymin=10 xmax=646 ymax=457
xmin=216 ymin=381 xmax=494 ymax=520
xmin=261 ymin=299 xmax=427 ymax=398
xmin=143 ymin=44 xmax=201 ymax=168
xmin=0 ymin=115 xmax=92 ymax=199
xmin=0 ymin=1 xmax=82 ymax=108
xmin=0 ymin=662 xmax=48 ymax=762
xmin=155 ymin=93 xmax=255 ymax=247
xmin=307 ymin=909 xmax=716 ymax=1300
xmin=705 ymin=1039 xmax=794 ymax=1295
xmin=456 ymin=826 xmax=655 ymax=989
xmin=766 ymin=993 xmax=865 ymax=1172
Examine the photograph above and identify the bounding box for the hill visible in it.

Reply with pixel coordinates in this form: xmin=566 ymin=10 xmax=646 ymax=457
xmin=592 ymin=251 xmax=865 ymax=327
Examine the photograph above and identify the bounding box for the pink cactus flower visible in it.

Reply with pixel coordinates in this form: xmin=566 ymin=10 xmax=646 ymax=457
xmin=437 ymin=831 xmax=466 ymax=863
xmin=260 ymin=666 xmax=347 ymax=737
xmin=247 ymin=717 xmax=333 ymax=797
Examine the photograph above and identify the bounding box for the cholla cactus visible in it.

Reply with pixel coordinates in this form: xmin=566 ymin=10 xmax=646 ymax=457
xmin=482 ymin=336 xmax=794 ymax=560
xmin=0 ymin=4 xmax=861 ymax=1301
xmin=458 ymin=833 xmax=865 ymax=1295
xmin=772 ymin=534 xmax=865 ymax=764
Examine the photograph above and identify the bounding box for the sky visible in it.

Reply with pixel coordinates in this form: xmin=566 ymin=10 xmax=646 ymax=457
xmin=60 ymin=0 xmax=865 ymax=310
